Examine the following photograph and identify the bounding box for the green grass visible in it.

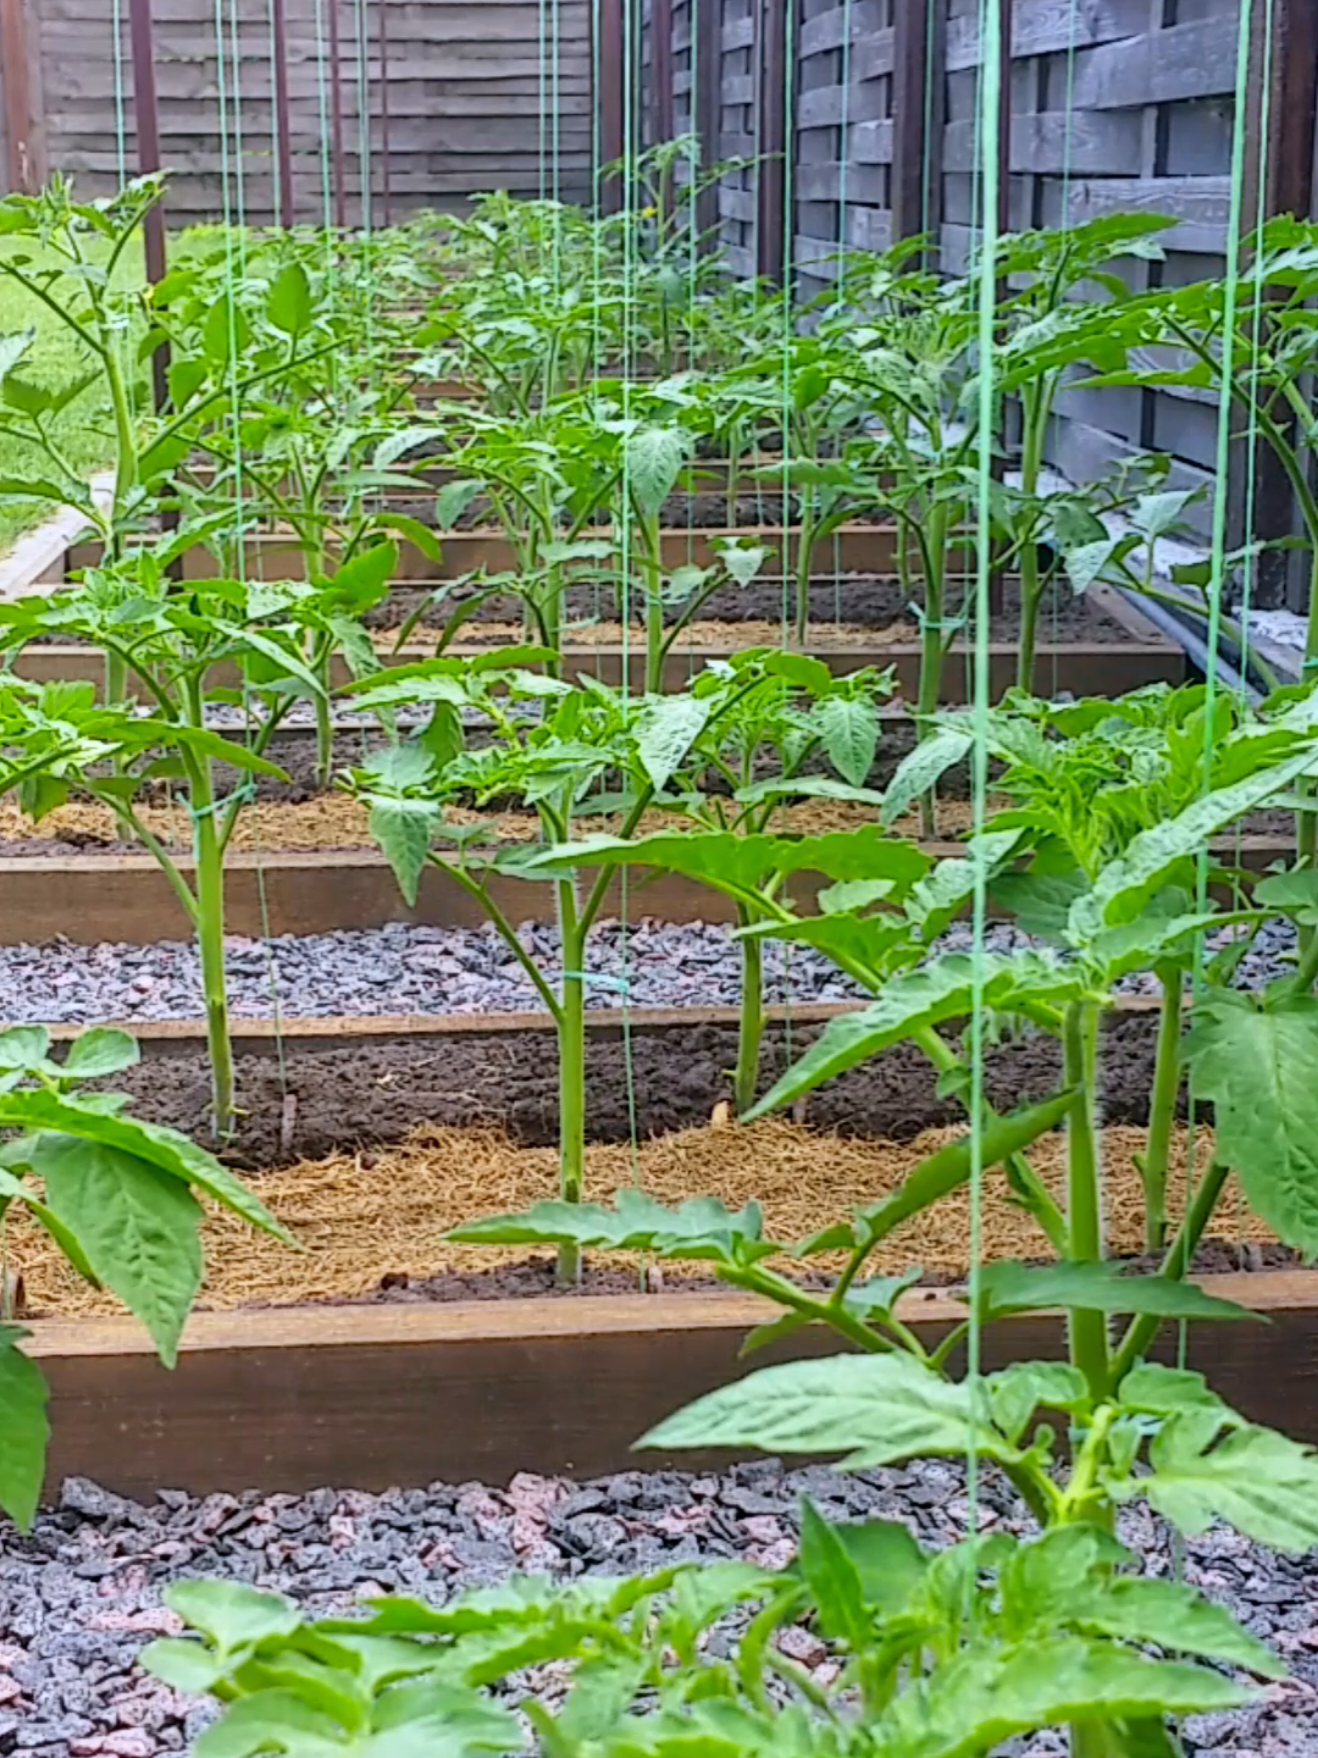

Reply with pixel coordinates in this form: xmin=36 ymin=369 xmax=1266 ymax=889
xmin=0 ymin=233 xmax=151 ymax=556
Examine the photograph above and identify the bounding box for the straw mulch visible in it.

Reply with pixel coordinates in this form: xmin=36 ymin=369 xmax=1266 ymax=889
xmin=6 ymin=1116 xmax=1264 ymax=1321
xmin=0 ymin=792 xmax=976 ymax=856
xmin=377 ymin=618 xmax=917 ymax=653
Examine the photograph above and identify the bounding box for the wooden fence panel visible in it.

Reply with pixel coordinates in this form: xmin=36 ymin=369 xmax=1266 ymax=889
xmin=941 ymin=0 xmax=1244 ymax=539
xmin=793 ymin=0 xmax=894 ymax=300
xmin=6 ymin=0 xmax=593 ymax=222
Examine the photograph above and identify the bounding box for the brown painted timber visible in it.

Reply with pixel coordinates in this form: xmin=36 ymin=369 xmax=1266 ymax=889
xmin=0 ymin=829 xmax=1286 ymax=947
xmin=65 ymin=523 xmax=911 ymax=582
xmin=13 ymin=590 xmax=1182 ymax=704
xmin=26 ymin=1272 xmax=1318 ymax=1497
xmin=12 ymin=993 xmax=1173 ymax=1062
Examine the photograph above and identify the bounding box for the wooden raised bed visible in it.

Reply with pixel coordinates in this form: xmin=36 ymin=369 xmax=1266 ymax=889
xmin=13 ymin=583 xmax=1182 ymax=704
xmin=27 ymin=1271 xmax=1318 ymax=1498
xmin=6 ymin=820 xmax=1291 ymax=944
xmin=66 ymin=523 xmax=908 ymax=581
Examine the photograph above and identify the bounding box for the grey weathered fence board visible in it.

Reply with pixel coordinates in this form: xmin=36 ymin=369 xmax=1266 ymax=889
xmin=11 ymin=0 xmax=594 ymax=221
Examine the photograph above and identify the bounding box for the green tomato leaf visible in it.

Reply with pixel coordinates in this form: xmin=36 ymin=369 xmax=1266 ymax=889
xmin=0 ymin=1327 xmax=48 ymax=1531
xmin=1120 ymin=1415 xmax=1318 ymax=1553
xmin=0 ymin=1090 xmax=291 ymax=1242
xmin=871 ymin=1638 xmax=1246 ymax=1756
xmin=1067 ymin=1576 xmax=1283 ymax=1678
xmin=745 ymin=953 xmax=1079 ymax=1122
xmin=32 ymin=1133 xmax=203 ymax=1365
xmin=639 ymin=1353 xmax=1020 ymax=1468
xmin=881 ymin=727 xmax=973 ymax=827
xmin=635 ymin=694 xmax=711 ymax=791
xmin=977 ymin=1260 xmax=1260 ymax=1324
xmin=797 ymin=1500 xmax=869 ymax=1648
xmin=369 ymin=799 xmax=439 ymax=908
xmin=626 ymin=426 xmax=692 ymax=520
xmin=1184 ymin=993 xmax=1318 ymax=1255
xmin=1074 ymin=742 xmax=1318 ymax=934
xmin=266 ymin=261 xmax=313 ymax=336
xmin=813 ymin=694 xmax=878 ymax=787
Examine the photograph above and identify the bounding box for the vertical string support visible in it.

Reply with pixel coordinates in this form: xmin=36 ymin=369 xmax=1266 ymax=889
xmin=964 ymin=0 xmax=1004 ymax=1571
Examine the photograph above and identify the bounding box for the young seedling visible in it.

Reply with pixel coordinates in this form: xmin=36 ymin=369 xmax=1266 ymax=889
xmin=0 ymin=1023 xmax=291 ymax=1530
xmin=0 ymin=549 xmax=351 ymax=1137
xmin=347 ymin=660 xmax=788 ymax=1282
xmin=457 ymin=677 xmax=1318 ymax=1757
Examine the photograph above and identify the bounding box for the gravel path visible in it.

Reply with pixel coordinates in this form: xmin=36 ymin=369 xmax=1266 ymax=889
xmin=0 ymin=919 xmax=881 ymax=1025
xmin=0 ymin=916 xmax=1302 ymax=1027
xmin=1 ymin=1463 xmax=1313 ymax=1757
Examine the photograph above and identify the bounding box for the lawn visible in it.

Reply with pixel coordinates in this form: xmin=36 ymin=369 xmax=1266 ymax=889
xmin=0 ymin=231 xmax=149 ymax=556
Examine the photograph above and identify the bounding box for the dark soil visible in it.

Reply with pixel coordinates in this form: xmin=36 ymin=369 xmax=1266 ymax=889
xmin=112 ymin=1010 xmax=1168 ymax=1173
xmin=371 ymin=573 xmax=1127 ymax=644
xmin=329 ymin=1235 xmax=1301 ymax=1308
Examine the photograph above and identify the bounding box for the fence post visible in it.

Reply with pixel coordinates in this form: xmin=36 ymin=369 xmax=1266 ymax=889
xmin=1247 ymin=0 xmax=1318 ymax=608
xmin=756 ymin=0 xmax=788 ymax=281
xmin=651 ymin=0 xmax=675 ymax=145
xmin=890 ymin=0 xmax=938 ymax=247
xmin=271 ymin=0 xmax=295 ymax=225
xmin=693 ymin=0 xmax=721 ymax=238
xmin=1 ymin=0 xmax=38 ymax=193
xmin=600 ymin=0 xmax=625 ymax=210
xmin=127 ymin=0 xmax=171 ymax=414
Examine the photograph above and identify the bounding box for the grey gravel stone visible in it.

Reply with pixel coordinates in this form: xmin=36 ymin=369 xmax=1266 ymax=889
xmin=1 ymin=1466 xmax=1315 ymax=1755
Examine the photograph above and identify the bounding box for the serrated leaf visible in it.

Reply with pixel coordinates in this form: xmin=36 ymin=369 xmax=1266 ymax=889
xmin=978 ymin=1260 xmax=1259 ymax=1324
xmin=369 ymin=800 xmax=439 ymax=908
xmin=434 ymin=478 xmax=483 ymax=530
xmin=986 ymin=1361 xmax=1089 ymax=1445
xmin=814 ymin=694 xmax=878 ymax=787
xmin=166 ymin=1578 xmax=303 ymax=1654
xmin=635 ymin=693 xmax=711 ymax=791
xmin=871 ymin=1638 xmax=1246 ymax=1757
xmin=1067 ymin=1576 xmax=1283 ymax=1677
xmin=1074 ymin=743 xmax=1318 ymax=934
xmin=1184 ymin=994 xmax=1318 ymax=1255
xmin=626 ymin=426 xmax=692 ymax=519
xmin=745 ymin=954 xmax=1078 ymax=1121
xmin=797 ymin=1501 xmax=868 ymax=1647
xmin=60 ymin=1027 xmax=140 ymax=1080
xmin=449 ymin=1189 xmax=769 ymax=1266
xmin=323 ymin=540 xmax=399 ymax=612
xmin=0 ymin=1330 xmax=48 ymax=1531
xmin=1121 ymin=1416 xmax=1318 ymax=1552
xmin=33 ymin=1134 xmax=202 ymax=1364
xmin=882 ymin=728 xmax=973 ymax=826
xmin=640 ymin=1353 xmax=1019 ymax=1468
xmin=0 ymin=1090 xmax=289 ymax=1243
xmin=266 ymin=261 xmax=312 ymax=336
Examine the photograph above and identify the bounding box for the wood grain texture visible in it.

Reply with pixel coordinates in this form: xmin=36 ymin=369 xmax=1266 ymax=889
xmin=26 ymin=1273 xmax=1318 ymax=1496
xmin=20 ymin=0 xmax=593 ymax=217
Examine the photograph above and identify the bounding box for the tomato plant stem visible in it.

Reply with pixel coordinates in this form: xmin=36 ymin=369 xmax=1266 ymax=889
xmin=1064 ymin=1001 xmax=1108 ymax=1402
xmin=733 ymin=917 xmax=764 ymax=1115
xmin=556 ymin=875 xmax=587 ymax=1287
xmin=1141 ymin=970 xmax=1184 ymax=1251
